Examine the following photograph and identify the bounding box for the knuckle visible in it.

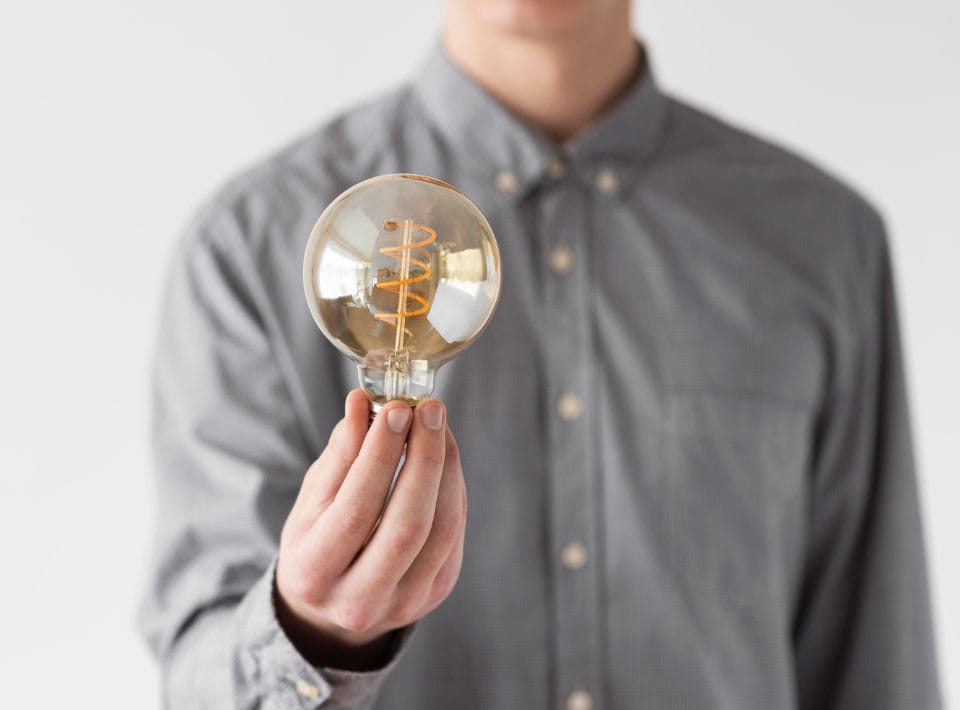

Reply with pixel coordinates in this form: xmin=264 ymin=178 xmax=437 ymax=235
xmin=414 ymin=445 xmax=445 ymax=469
xmin=336 ymin=503 xmax=374 ymax=537
xmin=430 ymin=566 xmax=461 ymax=604
xmin=279 ymin=519 xmax=298 ymax=549
xmin=304 ymin=455 xmax=325 ymax=480
xmin=365 ymin=447 xmax=398 ymax=471
xmin=433 ymin=512 xmax=461 ymax=548
xmin=392 ymin=588 xmax=426 ymax=626
xmin=445 ymin=439 xmax=461 ymax=465
xmin=326 ymin=421 xmax=358 ymax=458
xmin=278 ymin=558 xmax=319 ymax=604
xmin=278 ymin=572 xmax=311 ymax=604
xmin=391 ymin=519 xmax=430 ymax=554
xmin=333 ymin=600 xmax=376 ymax=633
xmin=325 ymin=419 xmax=346 ymax=448
xmin=325 ymin=440 xmax=356 ymax=470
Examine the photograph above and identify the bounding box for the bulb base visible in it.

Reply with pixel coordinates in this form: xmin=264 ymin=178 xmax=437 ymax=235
xmin=358 ymin=362 xmax=436 ymax=408
xmin=368 ymin=399 xmax=383 ymax=427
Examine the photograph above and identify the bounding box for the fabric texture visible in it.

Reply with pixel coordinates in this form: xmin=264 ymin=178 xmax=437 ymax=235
xmin=139 ymin=40 xmax=942 ymax=709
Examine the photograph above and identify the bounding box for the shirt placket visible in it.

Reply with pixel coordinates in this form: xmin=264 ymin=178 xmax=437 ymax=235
xmin=538 ymin=172 xmax=603 ymax=710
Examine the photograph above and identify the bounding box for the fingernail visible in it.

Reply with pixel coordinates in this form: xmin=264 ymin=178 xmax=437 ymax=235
xmin=386 ymin=406 xmax=411 ymax=434
xmin=420 ymin=401 xmax=444 ymax=431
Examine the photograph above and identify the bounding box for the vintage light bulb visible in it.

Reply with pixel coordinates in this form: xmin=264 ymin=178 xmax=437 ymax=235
xmin=303 ymin=174 xmax=502 ymax=410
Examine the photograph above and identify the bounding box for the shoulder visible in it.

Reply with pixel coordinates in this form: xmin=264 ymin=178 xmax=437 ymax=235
xmin=656 ymin=94 xmax=888 ymax=271
xmin=179 ymin=85 xmax=419 ymax=259
xmin=661 ymin=96 xmax=871 ymax=207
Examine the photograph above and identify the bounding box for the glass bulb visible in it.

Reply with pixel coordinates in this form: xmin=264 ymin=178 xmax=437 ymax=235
xmin=303 ymin=174 xmax=502 ymax=408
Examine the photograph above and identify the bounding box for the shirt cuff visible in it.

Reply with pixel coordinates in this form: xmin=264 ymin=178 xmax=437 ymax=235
xmin=236 ymin=556 xmax=417 ymax=709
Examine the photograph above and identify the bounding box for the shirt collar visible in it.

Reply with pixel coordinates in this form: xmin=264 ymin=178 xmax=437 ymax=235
xmin=412 ymin=38 xmax=669 ymax=197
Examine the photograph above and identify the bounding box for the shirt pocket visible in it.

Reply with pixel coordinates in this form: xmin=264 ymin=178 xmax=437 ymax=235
xmin=663 ymin=388 xmax=813 ymax=622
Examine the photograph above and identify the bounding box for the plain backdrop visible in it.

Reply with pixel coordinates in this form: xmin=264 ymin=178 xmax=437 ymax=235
xmin=1 ymin=1 xmax=957 ymax=707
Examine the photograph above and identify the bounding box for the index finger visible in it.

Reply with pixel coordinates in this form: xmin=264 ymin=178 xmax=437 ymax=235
xmin=307 ymin=400 xmax=413 ymax=575
xmin=288 ymin=389 xmax=370 ymax=530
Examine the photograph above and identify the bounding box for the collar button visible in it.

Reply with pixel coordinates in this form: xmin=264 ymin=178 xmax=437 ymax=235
xmin=546 ymin=157 xmax=566 ymax=179
xmin=595 ymin=167 xmax=619 ymax=194
xmin=495 ymin=169 xmax=519 ymax=195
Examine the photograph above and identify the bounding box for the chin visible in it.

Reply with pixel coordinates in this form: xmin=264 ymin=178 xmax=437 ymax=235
xmin=470 ymin=0 xmax=620 ymax=38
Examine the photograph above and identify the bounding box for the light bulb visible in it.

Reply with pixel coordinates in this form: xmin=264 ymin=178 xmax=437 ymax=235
xmin=303 ymin=173 xmax=502 ymax=409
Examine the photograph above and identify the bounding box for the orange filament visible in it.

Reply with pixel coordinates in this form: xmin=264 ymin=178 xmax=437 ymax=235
xmin=374 ymin=220 xmax=436 ymax=351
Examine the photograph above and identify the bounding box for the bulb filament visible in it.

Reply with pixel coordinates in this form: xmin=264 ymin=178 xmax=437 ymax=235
xmin=375 ymin=219 xmax=436 ymax=353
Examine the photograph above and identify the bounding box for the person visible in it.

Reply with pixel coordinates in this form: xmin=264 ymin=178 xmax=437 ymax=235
xmin=138 ymin=0 xmax=943 ymax=708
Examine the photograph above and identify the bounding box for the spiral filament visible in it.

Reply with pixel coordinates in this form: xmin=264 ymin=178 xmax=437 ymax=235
xmin=374 ymin=219 xmax=436 ymax=354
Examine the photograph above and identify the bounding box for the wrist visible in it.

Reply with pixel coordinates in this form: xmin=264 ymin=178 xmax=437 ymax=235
xmin=274 ymin=584 xmax=397 ymax=671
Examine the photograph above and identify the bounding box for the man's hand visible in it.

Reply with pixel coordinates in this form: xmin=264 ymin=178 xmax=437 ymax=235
xmin=275 ymin=389 xmax=466 ymax=670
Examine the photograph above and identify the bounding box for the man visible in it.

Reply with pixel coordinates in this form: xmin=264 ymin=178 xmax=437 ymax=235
xmin=139 ymin=0 xmax=942 ymax=708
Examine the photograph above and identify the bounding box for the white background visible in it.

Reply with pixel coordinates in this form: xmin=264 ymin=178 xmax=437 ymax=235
xmin=1 ymin=1 xmax=956 ymax=707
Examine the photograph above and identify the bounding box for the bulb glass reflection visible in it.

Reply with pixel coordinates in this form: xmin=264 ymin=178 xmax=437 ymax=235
xmin=303 ymin=174 xmax=502 ymax=407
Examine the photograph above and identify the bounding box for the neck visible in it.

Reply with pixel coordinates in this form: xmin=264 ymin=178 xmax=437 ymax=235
xmin=442 ymin=5 xmax=639 ymax=144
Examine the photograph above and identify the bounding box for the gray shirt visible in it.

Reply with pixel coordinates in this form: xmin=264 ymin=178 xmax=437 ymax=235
xmin=139 ymin=41 xmax=941 ymax=709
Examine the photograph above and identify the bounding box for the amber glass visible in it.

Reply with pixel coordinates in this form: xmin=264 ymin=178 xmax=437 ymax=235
xmin=303 ymin=174 xmax=502 ymax=406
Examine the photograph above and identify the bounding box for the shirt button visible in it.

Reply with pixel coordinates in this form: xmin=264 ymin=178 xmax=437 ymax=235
xmin=561 ymin=541 xmax=588 ymax=570
xmin=495 ymin=169 xmax=519 ymax=195
xmin=595 ymin=167 xmax=619 ymax=193
xmin=549 ymin=245 xmax=574 ymax=275
xmin=566 ymin=689 xmax=594 ymax=710
xmin=546 ymin=157 xmax=566 ymax=179
xmin=293 ymin=678 xmax=320 ymax=699
xmin=557 ymin=391 xmax=584 ymax=421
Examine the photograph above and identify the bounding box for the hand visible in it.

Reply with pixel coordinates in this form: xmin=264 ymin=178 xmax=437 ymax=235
xmin=275 ymin=390 xmax=467 ymax=670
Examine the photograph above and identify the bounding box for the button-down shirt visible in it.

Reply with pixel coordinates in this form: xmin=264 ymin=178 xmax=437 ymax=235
xmin=138 ymin=40 xmax=942 ymax=709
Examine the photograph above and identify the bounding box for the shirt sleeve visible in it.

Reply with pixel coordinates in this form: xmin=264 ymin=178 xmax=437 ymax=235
xmin=792 ymin=204 xmax=942 ymax=709
xmin=137 ymin=197 xmax=413 ymax=709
